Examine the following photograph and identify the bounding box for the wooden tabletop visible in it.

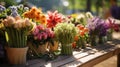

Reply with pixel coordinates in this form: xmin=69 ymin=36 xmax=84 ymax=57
xmin=1 ymin=32 xmax=120 ymax=67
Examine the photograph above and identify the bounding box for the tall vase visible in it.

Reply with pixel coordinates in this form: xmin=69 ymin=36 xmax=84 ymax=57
xmin=6 ymin=47 xmax=28 ymax=64
xmin=61 ymin=43 xmax=73 ymax=55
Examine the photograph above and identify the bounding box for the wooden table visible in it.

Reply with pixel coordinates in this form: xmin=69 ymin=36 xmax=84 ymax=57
xmin=26 ymin=41 xmax=120 ymax=67
xmin=1 ymin=32 xmax=120 ymax=67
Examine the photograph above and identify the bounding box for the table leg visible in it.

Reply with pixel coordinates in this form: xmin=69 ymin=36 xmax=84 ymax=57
xmin=117 ymin=53 xmax=120 ymax=67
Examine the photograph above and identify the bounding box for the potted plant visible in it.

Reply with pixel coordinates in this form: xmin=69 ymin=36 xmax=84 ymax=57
xmin=54 ymin=22 xmax=77 ymax=55
xmin=0 ymin=5 xmax=34 ymax=64
xmin=29 ymin=24 xmax=55 ymax=54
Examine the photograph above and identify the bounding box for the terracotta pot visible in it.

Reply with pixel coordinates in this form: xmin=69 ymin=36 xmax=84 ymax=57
xmin=37 ymin=42 xmax=48 ymax=54
xmin=5 ymin=47 xmax=28 ymax=65
xmin=49 ymin=41 xmax=59 ymax=52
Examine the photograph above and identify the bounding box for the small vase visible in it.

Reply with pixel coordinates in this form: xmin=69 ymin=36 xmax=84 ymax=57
xmin=5 ymin=47 xmax=28 ymax=65
xmin=49 ymin=41 xmax=59 ymax=52
xmin=37 ymin=42 xmax=48 ymax=54
xmin=90 ymin=35 xmax=98 ymax=46
xmin=107 ymin=30 xmax=113 ymax=41
xmin=98 ymin=36 xmax=107 ymax=44
xmin=61 ymin=43 xmax=73 ymax=55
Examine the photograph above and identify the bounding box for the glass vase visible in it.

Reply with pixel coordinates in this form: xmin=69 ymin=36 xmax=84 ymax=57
xmin=98 ymin=36 xmax=106 ymax=44
xmin=89 ymin=35 xmax=98 ymax=46
xmin=76 ymin=37 xmax=86 ymax=49
xmin=107 ymin=29 xmax=113 ymax=41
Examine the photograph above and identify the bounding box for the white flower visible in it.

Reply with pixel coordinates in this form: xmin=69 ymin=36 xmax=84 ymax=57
xmin=86 ymin=12 xmax=93 ymax=19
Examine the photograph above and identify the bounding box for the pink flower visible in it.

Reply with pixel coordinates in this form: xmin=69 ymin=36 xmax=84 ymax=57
xmin=33 ymin=28 xmax=39 ymax=35
xmin=37 ymin=24 xmax=44 ymax=30
xmin=37 ymin=34 xmax=42 ymax=40
xmin=42 ymin=32 xmax=48 ymax=40
xmin=50 ymin=31 xmax=55 ymax=38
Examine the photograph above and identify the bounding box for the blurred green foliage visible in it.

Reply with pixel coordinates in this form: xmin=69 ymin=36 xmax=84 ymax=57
xmin=0 ymin=0 xmax=17 ymax=7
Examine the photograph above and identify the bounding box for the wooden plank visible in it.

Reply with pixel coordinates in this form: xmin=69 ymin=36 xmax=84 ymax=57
xmin=61 ymin=45 xmax=120 ymax=67
xmin=29 ymin=51 xmax=90 ymax=67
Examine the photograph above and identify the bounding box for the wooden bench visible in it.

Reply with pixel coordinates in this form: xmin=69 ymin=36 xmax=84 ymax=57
xmin=1 ymin=32 xmax=120 ymax=67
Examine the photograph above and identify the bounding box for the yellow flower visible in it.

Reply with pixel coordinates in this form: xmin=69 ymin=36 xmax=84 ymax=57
xmin=71 ymin=14 xmax=78 ymax=18
xmin=2 ymin=19 xmax=9 ymax=27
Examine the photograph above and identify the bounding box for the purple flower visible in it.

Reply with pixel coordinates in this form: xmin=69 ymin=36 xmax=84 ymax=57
xmin=9 ymin=6 xmax=17 ymax=11
xmin=0 ymin=5 xmax=6 ymax=13
xmin=11 ymin=10 xmax=19 ymax=17
xmin=87 ymin=17 xmax=109 ymax=36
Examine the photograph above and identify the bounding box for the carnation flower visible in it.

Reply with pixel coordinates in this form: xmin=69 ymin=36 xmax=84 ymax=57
xmin=31 ymin=24 xmax=55 ymax=45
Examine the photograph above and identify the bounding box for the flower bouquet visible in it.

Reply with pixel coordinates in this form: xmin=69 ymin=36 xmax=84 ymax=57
xmin=106 ymin=18 xmax=119 ymax=41
xmin=30 ymin=24 xmax=54 ymax=54
xmin=0 ymin=5 xmax=34 ymax=64
xmin=54 ymin=22 xmax=77 ymax=55
xmin=87 ymin=17 xmax=108 ymax=46
xmin=2 ymin=16 xmax=34 ymax=64
xmin=23 ymin=7 xmax=47 ymax=25
xmin=74 ymin=24 xmax=89 ymax=49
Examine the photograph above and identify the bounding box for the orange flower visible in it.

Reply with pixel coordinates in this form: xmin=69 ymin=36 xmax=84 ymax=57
xmin=41 ymin=19 xmax=47 ymax=24
xmin=80 ymin=31 xmax=85 ymax=36
xmin=76 ymin=24 xmax=84 ymax=30
xmin=74 ymin=35 xmax=79 ymax=41
xmin=35 ymin=15 xmax=41 ymax=22
xmin=72 ymin=42 xmax=76 ymax=48
xmin=30 ymin=7 xmax=38 ymax=12
xmin=23 ymin=12 xmax=29 ymax=18
xmin=83 ymin=28 xmax=89 ymax=32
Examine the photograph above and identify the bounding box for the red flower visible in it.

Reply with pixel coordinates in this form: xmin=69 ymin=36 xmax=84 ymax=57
xmin=47 ymin=10 xmax=63 ymax=28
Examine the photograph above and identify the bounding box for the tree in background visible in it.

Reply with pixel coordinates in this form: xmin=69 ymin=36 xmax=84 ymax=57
xmin=0 ymin=0 xmax=17 ymax=7
xmin=28 ymin=0 xmax=61 ymax=12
